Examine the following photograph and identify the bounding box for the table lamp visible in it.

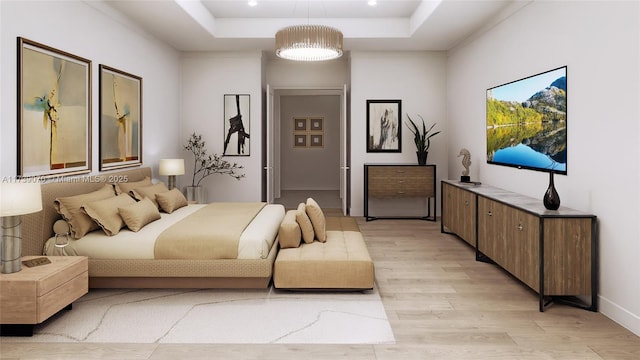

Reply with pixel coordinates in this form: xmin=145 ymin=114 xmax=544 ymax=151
xmin=159 ymin=159 xmax=184 ymax=190
xmin=0 ymin=182 xmax=42 ymax=273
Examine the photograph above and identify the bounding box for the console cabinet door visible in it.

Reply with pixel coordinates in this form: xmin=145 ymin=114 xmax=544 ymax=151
xmin=478 ymin=197 xmax=540 ymax=292
xmin=443 ymin=183 xmax=476 ymax=247
xmin=477 ymin=196 xmax=508 ymax=265
xmin=508 ymin=207 xmax=540 ymax=291
xmin=543 ymin=218 xmax=592 ymax=295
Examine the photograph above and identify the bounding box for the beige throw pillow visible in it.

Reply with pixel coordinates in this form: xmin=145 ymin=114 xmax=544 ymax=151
xmin=296 ymin=203 xmax=315 ymax=244
xmin=54 ymin=184 xmax=116 ymax=239
xmin=118 ymin=197 xmax=161 ymax=232
xmin=81 ymin=193 xmax=136 ymax=236
xmin=278 ymin=210 xmax=302 ymax=249
xmin=130 ymin=182 xmax=169 ymax=208
xmin=306 ymin=197 xmax=326 ymax=242
xmin=113 ymin=177 xmax=152 ymax=195
xmin=156 ymin=188 xmax=188 ymax=213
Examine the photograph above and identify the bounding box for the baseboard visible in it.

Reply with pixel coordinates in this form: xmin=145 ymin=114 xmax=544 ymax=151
xmin=598 ymin=295 xmax=640 ymax=336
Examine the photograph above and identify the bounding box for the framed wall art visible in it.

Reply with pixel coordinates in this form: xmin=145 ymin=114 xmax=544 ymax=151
xmin=310 ymin=117 xmax=323 ymax=131
xmin=99 ymin=64 xmax=142 ymax=170
xmin=294 ymin=117 xmax=307 ymax=131
xmin=292 ymin=116 xmax=324 ymax=149
xmin=293 ymin=134 xmax=307 ymax=148
xmin=366 ymin=99 xmax=401 ymax=153
xmin=310 ymin=134 xmax=324 ymax=148
xmin=17 ymin=37 xmax=92 ymax=178
xmin=223 ymin=94 xmax=250 ymax=156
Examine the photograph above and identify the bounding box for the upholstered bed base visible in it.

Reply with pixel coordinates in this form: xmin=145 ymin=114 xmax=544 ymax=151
xmin=21 ymin=167 xmax=277 ymax=289
xmin=87 ymin=240 xmax=278 ymax=288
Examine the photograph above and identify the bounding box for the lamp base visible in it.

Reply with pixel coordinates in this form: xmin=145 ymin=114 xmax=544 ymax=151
xmin=2 ymin=216 xmax=22 ymax=274
xmin=167 ymin=175 xmax=176 ymax=190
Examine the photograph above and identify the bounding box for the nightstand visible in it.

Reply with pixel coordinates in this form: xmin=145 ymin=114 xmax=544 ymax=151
xmin=0 ymin=256 xmax=88 ymax=336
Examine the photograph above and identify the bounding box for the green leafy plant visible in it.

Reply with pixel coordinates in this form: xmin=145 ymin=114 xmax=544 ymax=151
xmin=405 ymin=114 xmax=440 ymax=154
xmin=184 ymin=132 xmax=244 ymax=187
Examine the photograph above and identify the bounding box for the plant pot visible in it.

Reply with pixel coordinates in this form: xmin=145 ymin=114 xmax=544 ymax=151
xmin=416 ymin=151 xmax=428 ymax=165
xmin=186 ymin=186 xmax=206 ymax=204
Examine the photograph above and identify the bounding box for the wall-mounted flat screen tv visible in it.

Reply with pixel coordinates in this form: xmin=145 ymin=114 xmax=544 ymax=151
xmin=486 ymin=66 xmax=567 ymax=175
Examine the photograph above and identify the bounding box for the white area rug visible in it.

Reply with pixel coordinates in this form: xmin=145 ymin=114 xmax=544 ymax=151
xmin=3 ymin=286 xmax=395 ymax=344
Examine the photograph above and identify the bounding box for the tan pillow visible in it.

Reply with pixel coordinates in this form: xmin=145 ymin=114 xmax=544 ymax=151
xmin=278 ymin=210 xmax=301 ymax=249
xmin=296 ymin=203 xmax=314 ymax=244
xmin=113 ymin=177 xmax=152 ymax=195
xmin=54 ymin=184 xmax=116 ymax=239
xmin=118 ymin=197 xmax=161 ymax=232
xmin=130 ymin=182 xmax=169 ymax=207
xmin=81 ymin=194 xmax=136 ymax=236
xmin=156 ymin=188 xmax=188 ymax=213
xmin=306 ymin=197 xmax=326 ymax=242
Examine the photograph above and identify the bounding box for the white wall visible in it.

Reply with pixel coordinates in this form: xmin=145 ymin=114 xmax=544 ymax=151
xmin=350 ymin=51 xmax=447 ymax=216
xmin=280 ymin=95 xmax=341 ymax=191
xmin=266 ymin=58 xmax=349 ymax=89
xmin=447 ymin=0 xmax=640 ymax=335
xmin=0 ymin=1 xmax=181 ymax=179
xmin=181 ymin=52 xmax=263 ymax=202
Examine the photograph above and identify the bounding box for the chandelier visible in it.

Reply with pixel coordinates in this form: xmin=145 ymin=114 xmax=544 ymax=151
xmin=275 ymin=25 xmax=343 ymax=61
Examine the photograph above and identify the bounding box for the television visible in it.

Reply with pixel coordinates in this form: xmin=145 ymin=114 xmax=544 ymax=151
xmin=486 ymin=66 xmax=567 ymax=175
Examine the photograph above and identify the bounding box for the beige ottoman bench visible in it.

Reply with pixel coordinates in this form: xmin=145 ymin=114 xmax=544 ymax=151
xmin=273 ymin=216 xmax=375 ymax=290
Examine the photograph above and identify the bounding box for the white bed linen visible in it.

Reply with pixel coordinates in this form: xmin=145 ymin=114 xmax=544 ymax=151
xmin=44 ymin=203 xmax=285 ymax=260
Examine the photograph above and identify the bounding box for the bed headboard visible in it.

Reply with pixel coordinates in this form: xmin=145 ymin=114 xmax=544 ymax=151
xmin=21 ymin=167 xmax=153 ymax=256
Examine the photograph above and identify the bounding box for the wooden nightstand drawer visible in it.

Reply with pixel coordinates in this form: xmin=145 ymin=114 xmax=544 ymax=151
xmin=0 ymin=256 xmax=88 ymax=325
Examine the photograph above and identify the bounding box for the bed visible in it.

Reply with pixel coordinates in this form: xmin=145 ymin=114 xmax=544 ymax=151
xmin=21 ymin=167 xmax=285 ymax=289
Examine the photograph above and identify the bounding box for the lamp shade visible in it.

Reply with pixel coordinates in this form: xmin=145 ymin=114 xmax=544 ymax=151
xmin=275 ymin=25 xmax=343 ymax=61
xmin=0 ymin=182 xmax=42 ymax=216
xmin=159 ymin=159 xmax=185 ymax=176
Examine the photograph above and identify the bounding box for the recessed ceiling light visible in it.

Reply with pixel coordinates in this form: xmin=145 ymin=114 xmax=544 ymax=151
xmin=368 ymin=0 xmax=377 ymax=6
xmin=248 ymin=0 xmax=257 ymax=7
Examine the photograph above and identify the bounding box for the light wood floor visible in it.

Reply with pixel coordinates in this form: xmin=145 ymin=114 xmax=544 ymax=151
xmin=2 ymin=217 xmax=639 ymax=359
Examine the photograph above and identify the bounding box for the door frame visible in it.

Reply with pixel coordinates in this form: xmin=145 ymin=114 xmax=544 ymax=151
xmin=264 ymin=86 xmax=350 ymax=214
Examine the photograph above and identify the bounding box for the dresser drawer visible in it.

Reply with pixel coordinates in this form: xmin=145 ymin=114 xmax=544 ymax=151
xmin=368 ymin=166 xmax=434 ymax=198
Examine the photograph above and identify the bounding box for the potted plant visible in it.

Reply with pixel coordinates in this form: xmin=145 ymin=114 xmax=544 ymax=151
xmin=405 ymin=114 xmax=440 ymax=165
xmin=184 ymin=132 xmax=244 ymax=203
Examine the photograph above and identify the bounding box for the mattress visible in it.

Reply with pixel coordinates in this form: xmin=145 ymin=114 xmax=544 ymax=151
xmin=44 ymin=203 xmax=285 ymax=260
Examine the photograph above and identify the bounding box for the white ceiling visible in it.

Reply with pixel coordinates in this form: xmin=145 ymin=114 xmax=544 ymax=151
xmin=103 ymin=0 xmax=519 ymax=54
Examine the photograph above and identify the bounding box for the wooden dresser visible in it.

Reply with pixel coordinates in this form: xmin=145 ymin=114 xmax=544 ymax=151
xmin=364 ymin=164 xmax=436 ymax=221
xmin=441 ymin=180 xmax=598 ymax=312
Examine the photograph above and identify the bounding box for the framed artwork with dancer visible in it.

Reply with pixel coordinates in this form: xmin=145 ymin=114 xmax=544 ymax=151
xmin=223 ymin=94 xmax=250 ymax=156
xmin=98 ymin=64 xmax=142 ymax=170
xmin=366 ymin=99 xmax=401 ymax=153
xmin=17 ymin=37 xmax=92 ymax=178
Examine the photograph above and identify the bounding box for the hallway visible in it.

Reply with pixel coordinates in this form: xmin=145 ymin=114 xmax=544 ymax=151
xmin=274 ymin=190 xmax=340 ymax=210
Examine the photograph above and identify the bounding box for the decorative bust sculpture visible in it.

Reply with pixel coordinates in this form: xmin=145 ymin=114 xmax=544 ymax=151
xmin=458 ymin=148 xmax=471 ymax=182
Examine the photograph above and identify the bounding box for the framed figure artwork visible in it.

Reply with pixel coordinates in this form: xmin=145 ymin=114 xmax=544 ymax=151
xmin=366 ymin=99 xmax=401 ymax=153
xmin=223 ymin=94 xmax=250 ymax=156
xmin=99 ymin=65 xmax=142 ymax=170
xmin=17 ymin=37 xmax=92 ymax=177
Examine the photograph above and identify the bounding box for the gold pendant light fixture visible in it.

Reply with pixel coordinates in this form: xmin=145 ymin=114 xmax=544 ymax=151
xmin=275 ymin=24 xmax=343 ymax=61
xmin=275 ymin=1 xmax=343 ymax=62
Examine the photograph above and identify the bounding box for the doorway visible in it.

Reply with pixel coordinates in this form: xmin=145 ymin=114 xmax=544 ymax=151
xmin=263 ymin=87 xmax=350 ymax=214
xmin=278 ymin=95 xmax=340 ymax=209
